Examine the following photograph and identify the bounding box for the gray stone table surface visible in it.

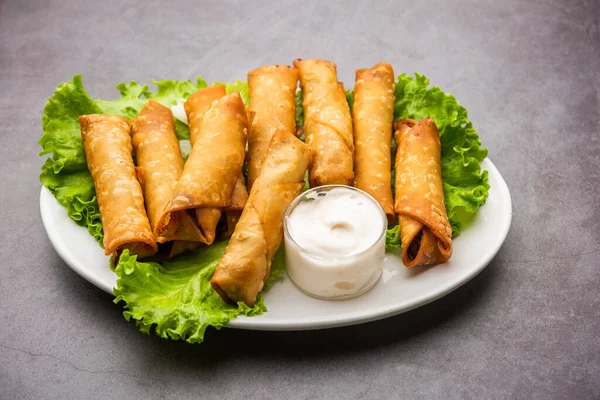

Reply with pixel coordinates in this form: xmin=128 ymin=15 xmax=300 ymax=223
xmin=1 ymin=0 xmax=599 ymax=398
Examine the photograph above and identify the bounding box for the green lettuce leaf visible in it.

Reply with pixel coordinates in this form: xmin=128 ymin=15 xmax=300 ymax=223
xmin=113 ymin=240 xmax=287 ymax=343
xmin=393 ymin=73 xmax=489 ymax=235
xmin=95 ymin=81 xmax=148 ymax=118
xmin=40 ymin=76 xmax=101 ymax=173
xmin=295 ymin=90 xmax=304 ymax=127
xmin=145 ymin=78 xmax=208 ymax=141
xmin=174 ymin=120 xmax=191 ymax=141
xmin=385 ymin=225 xmax=402 ymax=252
xmin=265 ymin=245 xmax=287 ymax=289
xmin=39 ymin=76 xmax=215 ymax=243
xmin=113 ymin=241 xmax=262 ymax=343
xmin=213 ymin=79 xmax=250 ymax=105
xmin=40 ymin=169 xmax=103 ymax=243
xmin=145 ymin=77 xmax=208 ymax=106
xmin=346 ymin=89 xmax=354 ymax=114
xmin=39 ymin=75 xmax=105 ymax=243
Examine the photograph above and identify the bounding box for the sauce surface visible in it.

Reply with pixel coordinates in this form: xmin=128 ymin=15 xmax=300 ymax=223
xmin=286 ymin=187 xmax=384 ymax=257
xmin=285 ymin=186 xmax=386 ymax=300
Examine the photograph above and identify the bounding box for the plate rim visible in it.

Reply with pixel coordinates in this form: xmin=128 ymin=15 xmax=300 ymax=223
xmin=40 ymin=157 xmax=512 ymax=331
xmin=40 ymin=187 xmax=113 ymax=292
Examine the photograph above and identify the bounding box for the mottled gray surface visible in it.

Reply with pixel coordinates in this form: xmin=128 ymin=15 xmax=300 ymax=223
xmin=1 ymin=0 xmax=599 ymax=398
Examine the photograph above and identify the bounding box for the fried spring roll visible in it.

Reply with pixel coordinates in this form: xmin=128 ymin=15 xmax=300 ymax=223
xmin=157 ymin=92 xmax=248 ymax=245
xmin=293 ymin=58 xmax=353 ymax=187
xmin=211 ymin=130 xmax=313 ymax=306
xmin=131 ymin=100 xmax=197 ymax=241
xmin=184 ymin=86 xmax=225 ymax=243
xmin=79 ymin=114 xmax=157 ymax=259
xmin=247 ymin=65 xmax=299 ymax=189
xmin=394 ymin=118 xmax=452 ymax=267
xmin=186 ymin=85 xmax=249 ymax=235
xmin=185 ymin=85 xmax=227 ymax=146
xmin=353 ymin=62 xmax=396 ymax=224
xmin=130 ymin=100 xmax=203 ymax=257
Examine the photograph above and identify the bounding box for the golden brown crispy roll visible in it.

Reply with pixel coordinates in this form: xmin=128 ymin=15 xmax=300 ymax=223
xmin=293 ymin=58 xmax=353 ymax=187
xmin=79 ymin=114 xmax=157 ymax=259
xmin=394 ymin=118 xmax=452 ymax=267
xmin=247 ymin=64 xmax=299 ymax=189
xmin=157 ymin=92 xmax=248 ymax=245
xmin=353 ymin=62 xmax=396 ymax=224
xmin=211 ymin=130 xmax=313 ymax=306
xmin=130 ymin=100 xmax=203 ymax=257
xmin=185 ymin=85 xmax=249 ymax=236
xmin=131 ymin=100 xmax=194 ymax=240
xmin=184 ymin=85 xmax=227 ymax=146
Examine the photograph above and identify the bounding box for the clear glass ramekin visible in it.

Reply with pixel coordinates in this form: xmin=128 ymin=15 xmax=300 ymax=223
xmin=283 ymin=185 xmax=387 ymax=300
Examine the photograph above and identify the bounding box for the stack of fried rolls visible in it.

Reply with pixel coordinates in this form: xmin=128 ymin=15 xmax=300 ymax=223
xmin=79 ymin=60 xmax=456 ymax=307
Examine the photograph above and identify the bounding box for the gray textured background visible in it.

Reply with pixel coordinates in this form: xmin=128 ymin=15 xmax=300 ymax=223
xmin=1 ymin=0 xmax=599 ymax=398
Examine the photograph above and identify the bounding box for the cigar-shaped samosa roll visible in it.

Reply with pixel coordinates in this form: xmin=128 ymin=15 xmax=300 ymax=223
xmin=211 ymin=130 xmax=313 ymax=306
xmin=131 ymin=100 xmax=194 ymax=240
xmin=247 ymin=65 xmax=299 ymax=189
xmin=394 ymin=118 xmax=452 ymax=267
xmin=158 ymin=92 xmax=248 ymax=245
xmin=185 ymin=85 xmax=227 ymax=145
xmin=353 ymin=62 xmax=396 ymax=223
xmin=293 ymin=59 xmax=353 ymax=187
xmin=186 ymin=85 xmax=249 ymax=233
xmin=131 ymin=100 xmax=203 ymax=257
xmin=79 ymin=114 xmax=157 ymax=259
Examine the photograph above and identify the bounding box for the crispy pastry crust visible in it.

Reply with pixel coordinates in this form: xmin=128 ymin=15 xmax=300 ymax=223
xmin=211 ymin=130 xmax=313 ymax=306
xmin=157 ymin=90 xmax=248 ymax=245
xmin=394 ymin=118 xmax=452 ymax=267
xmin=353 ymin=62 xmax=396 ymax=223
xmin=294 ymin=58 xmax=354 ymax=187
xmin=247 ymin=64 xmax=299 ymax=189
xmin=79 ymin=114 xmax=157 ymax=258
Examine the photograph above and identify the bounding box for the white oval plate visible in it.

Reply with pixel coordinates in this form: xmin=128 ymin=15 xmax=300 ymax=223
xmin=40 ymin=158 xmax=511 ymax=331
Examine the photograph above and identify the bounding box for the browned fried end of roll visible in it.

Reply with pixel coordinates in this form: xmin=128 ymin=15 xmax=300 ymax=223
xmin=224 ymin=174 xmax=249 ymax=235
xmin=247 ymin=64 xmax=299 ymax=189
xmin=79 ymin=114 xmax=157 ymax=259
xmin=353 ymin=62 xmax=396 ymax=224
xmin=168 ymin=240 xmax=203 ymax=258
xmin=211 ymin=129 xmax=313 ymax=306
xmin=293 ymin=58 xmax=354 ymax=187
xmin=394 ymin=118 xmax=452 ymax=267
xmin=224 ymin=210 xmax=242 ymax=236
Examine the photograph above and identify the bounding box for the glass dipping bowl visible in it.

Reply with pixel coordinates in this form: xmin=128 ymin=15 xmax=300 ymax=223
xmin=283 ymin=185 xmax=387 ymax=301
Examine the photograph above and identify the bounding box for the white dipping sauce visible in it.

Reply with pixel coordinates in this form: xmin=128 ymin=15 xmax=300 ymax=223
xmin=284 ymin=186 xmax=386 ymax=300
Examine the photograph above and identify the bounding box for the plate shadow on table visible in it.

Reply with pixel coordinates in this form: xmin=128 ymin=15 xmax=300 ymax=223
xmin=49 ymin=237 xmax=501 ymax=372
xmin=145 ymin=256 xmax=501 ymax=370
